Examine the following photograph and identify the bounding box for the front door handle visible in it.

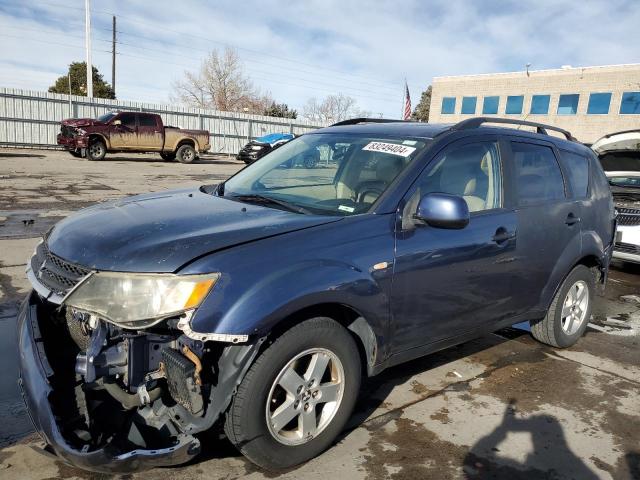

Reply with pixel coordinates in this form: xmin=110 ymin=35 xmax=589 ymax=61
xmin=565 ymin=213 xmax=581 ymax=226
xmin=492 ymin=227 xmax=516 ymax=244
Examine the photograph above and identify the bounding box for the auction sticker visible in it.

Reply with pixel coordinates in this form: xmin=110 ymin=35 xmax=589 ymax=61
xmin=363 ymin=141 xmax=416 ymax=157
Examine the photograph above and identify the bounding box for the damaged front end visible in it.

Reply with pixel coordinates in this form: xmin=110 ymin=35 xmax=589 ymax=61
xmin=18 ymin=242 xmax=260 ymax=473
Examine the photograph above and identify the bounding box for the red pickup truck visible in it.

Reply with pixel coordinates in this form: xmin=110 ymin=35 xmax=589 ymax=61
xmin=57 ymin=111 xmax=211 ymax=163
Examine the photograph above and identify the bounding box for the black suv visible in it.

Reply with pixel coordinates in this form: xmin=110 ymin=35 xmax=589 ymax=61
xmin=19 ymin=117 xmax=615 ymax=473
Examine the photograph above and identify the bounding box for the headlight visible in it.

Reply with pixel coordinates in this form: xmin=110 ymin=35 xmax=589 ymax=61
xmin=251 ymin=145 xmax=264 ymax=150
xmin=64 ymin=272 xmax=220 ymax=328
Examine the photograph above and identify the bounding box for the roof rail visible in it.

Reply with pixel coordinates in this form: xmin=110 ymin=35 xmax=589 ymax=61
xmin=451 ymin=117 xmax=577 ymax=142
xmin=330 ymin=117 xmax=405 ymax=127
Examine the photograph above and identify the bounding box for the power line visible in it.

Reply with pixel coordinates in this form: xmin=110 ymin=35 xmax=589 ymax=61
xmin=27 ymin=0 xmax=400 ymax=91
xmin=1 ymin=24 xmax=398 ymax=102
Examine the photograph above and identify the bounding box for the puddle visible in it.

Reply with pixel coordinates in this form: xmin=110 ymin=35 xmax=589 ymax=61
xmin=0 ymin=211 xmax=63 ymax=239
xmin=0 ymin=315 xmax=32 ymax=447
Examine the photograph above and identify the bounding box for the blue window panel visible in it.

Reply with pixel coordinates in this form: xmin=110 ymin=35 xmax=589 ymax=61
xmin=461 ymin=96 xmax=477 ymax=114
xmin=482 ymin=96 xmax=499 ymax=114
xmin=505 ymin=95 xmax=524 ymax=114
xmin=441 ymin=97 xmax=456 ymax=114
xmin=530 ymin=95 xmax=550 ymax=114
xmin=620 ymin=92 xmax=640 ymax=114
xmin=557 ymin=94 xmax=580 ymax=115
xmin=587 ymin=93 xmax=612 ymax=114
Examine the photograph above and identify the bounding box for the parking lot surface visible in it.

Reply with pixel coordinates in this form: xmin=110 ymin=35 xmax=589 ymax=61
xmin=0 ymin=148 xmax=638 ymax=479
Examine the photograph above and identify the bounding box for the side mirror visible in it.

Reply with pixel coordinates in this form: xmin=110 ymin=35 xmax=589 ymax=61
xmin=113 ymin=119 xmax=122 ymax=126
xmin=414 ymin=193 xmax=470 ymax=229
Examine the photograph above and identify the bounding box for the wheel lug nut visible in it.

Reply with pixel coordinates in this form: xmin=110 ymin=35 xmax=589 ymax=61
xmin=312 ymin=390 xmax=318 ymax=398
xmin=304 ymin=403 xmax=310 ymax=411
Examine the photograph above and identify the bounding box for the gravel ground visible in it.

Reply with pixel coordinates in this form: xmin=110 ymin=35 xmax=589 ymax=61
xmin=0 ymin=147 xmax=638 ymax=480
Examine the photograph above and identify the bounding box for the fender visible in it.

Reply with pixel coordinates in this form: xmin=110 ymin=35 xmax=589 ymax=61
xmin=187 ymin=258 xmax=390 ymax=369
xmin=86 ymin=132 xmax=110 ymax=150
xmin=539 ymin=228 xmax=607 ymax=311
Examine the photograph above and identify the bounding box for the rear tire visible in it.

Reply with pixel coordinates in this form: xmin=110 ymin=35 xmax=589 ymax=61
xmin=176 ymin=144 xmax=196 ymax=163
xmin=87 ymin=139 xmax=106 ymax=161
xmin=224 ymin=317 xmax=361 ymax=471
xmin=531 ymin=265 xmax=594 ymax=348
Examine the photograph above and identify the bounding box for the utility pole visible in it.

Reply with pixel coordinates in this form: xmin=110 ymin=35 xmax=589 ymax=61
xmin=111 ymin=15 xmax=116 ymax=96
xmin=85 ymin=0 xmax=93 ymax=98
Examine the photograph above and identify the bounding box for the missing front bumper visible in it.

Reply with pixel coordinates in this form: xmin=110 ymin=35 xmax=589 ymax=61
xmin=17 ymin=292 xmax=201 ymax=473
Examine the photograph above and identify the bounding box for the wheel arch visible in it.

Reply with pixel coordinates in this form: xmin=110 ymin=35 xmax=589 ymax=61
xmin=88 ymin=133 xmax=109 ymax=149
xmin=261 ymin=302 xmax=378 ymax=378
xmin=175 ymin=137 xmax=197 ymax=152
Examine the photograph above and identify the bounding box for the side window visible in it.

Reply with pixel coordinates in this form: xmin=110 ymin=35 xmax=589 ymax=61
xmin=138 ymin=114 xmax=157 ymax=127
xmin=118 ymin=113 xmax=136 ymax=128
xmin=558 ymin=150 xmax=589 ymax=198
xmin=415 ymin=141 xmax=503 ymax=213
xmin=512 ymin=142 xmax=565 ymax=206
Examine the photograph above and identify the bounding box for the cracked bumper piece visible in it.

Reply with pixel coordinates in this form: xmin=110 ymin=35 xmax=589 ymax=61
xmin=17 ymin=293 xmax=201 ymax=473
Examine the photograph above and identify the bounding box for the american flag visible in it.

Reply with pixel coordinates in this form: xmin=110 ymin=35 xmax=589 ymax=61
xmin=403 ymin=82 xmax=412 ymax=120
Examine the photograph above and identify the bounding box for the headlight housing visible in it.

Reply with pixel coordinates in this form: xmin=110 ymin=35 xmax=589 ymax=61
xmin=64 ymin=272 xmax=220 ymax=328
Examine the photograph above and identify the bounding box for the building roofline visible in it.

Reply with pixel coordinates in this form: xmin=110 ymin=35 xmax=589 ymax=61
xmin=433 ymin=63 xmax=640 ymax=81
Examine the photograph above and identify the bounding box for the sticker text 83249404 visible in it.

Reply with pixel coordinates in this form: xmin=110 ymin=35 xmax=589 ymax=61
xmin=362 ymin=141 xmax=416 ymax=157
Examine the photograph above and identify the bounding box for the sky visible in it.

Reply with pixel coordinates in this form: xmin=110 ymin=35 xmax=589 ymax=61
xmin=0 ymin=0 xmax=639 ymax=118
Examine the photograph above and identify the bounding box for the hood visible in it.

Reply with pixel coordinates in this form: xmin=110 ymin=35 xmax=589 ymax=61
xmin=46 ymin=187 xmax=340 ymax=273
xmin=61 ymin=118 xmax=105 ymax=127
xmin=592 ymin=130 xmax=640 ymax=155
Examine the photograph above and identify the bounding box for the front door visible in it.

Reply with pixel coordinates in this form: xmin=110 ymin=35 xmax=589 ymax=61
xmin=390 ymin=138 xmax=520 ymax=353
xmin=137 ymin=114 xmax=164 ymax=151
xmin=109 ymin=112 xmax=138 ymax=149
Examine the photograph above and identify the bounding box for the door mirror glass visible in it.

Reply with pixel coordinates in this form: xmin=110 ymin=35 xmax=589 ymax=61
xmin=113 ymin=119 xmax=122 ymax=126
xmin=414 ymin=193 xmax=470 ymax=229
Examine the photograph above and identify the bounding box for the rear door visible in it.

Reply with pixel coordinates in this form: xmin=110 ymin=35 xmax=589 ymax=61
xmin=110 ymin=112 xmax=138 ymax=149
xmin=137 ymin=114 xmax=164 ymax=151
xmin=506 ymin=138 xmax=581 ymax=316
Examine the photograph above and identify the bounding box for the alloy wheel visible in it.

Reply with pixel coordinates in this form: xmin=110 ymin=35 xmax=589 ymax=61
xmin=561 ymin=280 xmax=589 ymax=335
xmin=265 ymin=348 xmax=344 ymax=446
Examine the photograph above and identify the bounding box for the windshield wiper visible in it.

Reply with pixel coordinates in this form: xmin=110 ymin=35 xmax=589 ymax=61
xmin=229 ymin=194 xmax=311 ymax=214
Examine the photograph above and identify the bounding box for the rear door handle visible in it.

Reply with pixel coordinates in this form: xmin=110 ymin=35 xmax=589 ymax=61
xmin=492 ymin=227 xmax=516 ymax=244
xmin=565 ymin=213 xmax=581 ymax=226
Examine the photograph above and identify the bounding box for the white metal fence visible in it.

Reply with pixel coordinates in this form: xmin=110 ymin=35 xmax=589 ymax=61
xmin=0 ymin=87 xmax=323 ymax=153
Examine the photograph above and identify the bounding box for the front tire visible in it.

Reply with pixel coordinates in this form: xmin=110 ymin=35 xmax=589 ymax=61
xmin=87 ymin=139 xmax=106 ymax=161
xmin=224 ymin=317 xmax=361 ymax=471
xmin=531 ymin=265 xmax=594 ymax=348
xmin=176 ymin=144 xmax=196 ymax=163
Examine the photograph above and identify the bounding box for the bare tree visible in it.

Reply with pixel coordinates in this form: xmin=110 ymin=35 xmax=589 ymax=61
xmin=302 ymin=93 xmax=370 ymax=124
xmin=171 ymin=48 xmax=272 ymax=113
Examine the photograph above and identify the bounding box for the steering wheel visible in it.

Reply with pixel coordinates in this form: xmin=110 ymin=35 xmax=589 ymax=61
xmin=355 ymin=181 xmax=386 ymax=204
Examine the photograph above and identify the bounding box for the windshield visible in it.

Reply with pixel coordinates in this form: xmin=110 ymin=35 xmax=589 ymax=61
xmin=97 ymin=112 xmax=118 ymax=123
xmin=222 ymin=133 xmax=430 ymax=216
xmin=608 ymin=176 xmax=640 ymax=188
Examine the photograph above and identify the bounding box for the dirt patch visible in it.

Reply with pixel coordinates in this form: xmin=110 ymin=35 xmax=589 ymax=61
xmin=360 ymin=415 xmax=556 ymax=480
xmin=430 ymin=407 xmax=451 ymax=424
xmin=410 ymin=380 xmax=429 ymax=395
xmin=469 ymin=341 xmax=640 ymax=472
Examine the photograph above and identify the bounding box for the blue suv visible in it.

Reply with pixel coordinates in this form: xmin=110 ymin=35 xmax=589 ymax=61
xmin=18 ymin=117 xmax=615 ymax=473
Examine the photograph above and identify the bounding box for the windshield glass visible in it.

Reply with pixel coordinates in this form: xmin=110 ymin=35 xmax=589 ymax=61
xmin=608 ymin=176 xmax=640 ymax=188
xmin=97 ymin=112 xmax=118 ymax=123
xmin=222 ymin=133 xmax=430 ymax=216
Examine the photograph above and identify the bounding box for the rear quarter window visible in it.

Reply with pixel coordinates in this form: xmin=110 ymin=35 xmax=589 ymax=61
xmin=558 ymin=150 xmax=589 ymax=198
xmin=511 ymin=142 xmax=565 ymax=206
